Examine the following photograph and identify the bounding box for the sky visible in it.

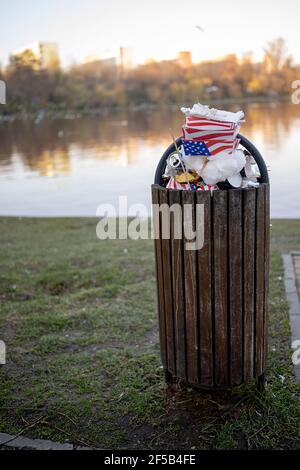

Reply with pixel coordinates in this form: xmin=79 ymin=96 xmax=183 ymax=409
xmin=1 ymin=0 xmax=300 ymax=67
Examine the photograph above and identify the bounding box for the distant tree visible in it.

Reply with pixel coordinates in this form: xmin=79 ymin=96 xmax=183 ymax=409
xmin=263 ymin=37 xmax=292 ymax=72
xmin=9 ymin=49 xmax=40 ymax=70
xmin=1 ymin=38 xmax=297 ymax=113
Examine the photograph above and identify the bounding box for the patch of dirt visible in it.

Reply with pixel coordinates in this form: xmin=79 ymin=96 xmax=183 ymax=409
xmin=111 ymin=385 xmax=244 ymax=450
xmin=135 ymin=324 xmax=159 ymax=355
xmin=115 ymin=414 xmax=156 ymax=449
xmin=59 ymin=341 xmax=120 ymax=354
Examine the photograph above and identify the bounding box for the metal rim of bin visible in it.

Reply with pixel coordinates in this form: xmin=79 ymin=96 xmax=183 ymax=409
xmin=154 ymin=133 xmax=269 ymax=186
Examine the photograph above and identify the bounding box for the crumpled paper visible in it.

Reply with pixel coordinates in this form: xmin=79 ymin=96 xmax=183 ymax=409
xmin=201 ymin=149 xmax=246 ymax=187
xmin=182 ymin=149 xmax=246 ymax=187
xmin=181 ymin=103 xmax=244 ymax=124
xmin=244 ymin=154 xmax=260 ymax=181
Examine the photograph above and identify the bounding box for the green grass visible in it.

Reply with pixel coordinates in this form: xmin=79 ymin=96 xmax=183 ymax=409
xmin=0 ymin=217 xmax=300 ymax=449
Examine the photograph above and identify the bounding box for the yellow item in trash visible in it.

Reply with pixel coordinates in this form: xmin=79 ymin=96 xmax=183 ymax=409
xmin=175 ymin=171 xmax=200 ymax=183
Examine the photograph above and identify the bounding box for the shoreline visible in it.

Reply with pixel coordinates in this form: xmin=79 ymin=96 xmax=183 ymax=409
xmin=0 ymin=95 xmax=291 ymax=122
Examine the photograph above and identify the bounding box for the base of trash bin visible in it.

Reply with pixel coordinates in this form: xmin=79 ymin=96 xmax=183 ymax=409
xmin=152 ymin=184 xmax=270 ymax=390
xmin=258 ymin=372 xmax=267 ymax=390
xmin=163 ymin=368 xmax=267 ymax=391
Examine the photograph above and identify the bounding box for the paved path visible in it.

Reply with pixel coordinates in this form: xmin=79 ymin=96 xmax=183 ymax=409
xmin=283 ymin=252 xmax=300 ymax=383
xmin=293 ymin=253 xmax=300 ymax=292
xmin=0 ymin=432 xmax=91 ymax=450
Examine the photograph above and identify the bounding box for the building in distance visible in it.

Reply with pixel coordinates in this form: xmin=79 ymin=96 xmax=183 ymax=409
xmin=10 ymin=42 xmax=60 ymax=70
xmin=80 ymin=47 xmax=134 ymax=75
xmin=177 ymin=51 xmax=192 ymax=68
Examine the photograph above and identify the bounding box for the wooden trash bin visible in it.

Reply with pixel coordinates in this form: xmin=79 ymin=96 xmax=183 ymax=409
xmin=152 ymin=183 xmax=270 ymax=389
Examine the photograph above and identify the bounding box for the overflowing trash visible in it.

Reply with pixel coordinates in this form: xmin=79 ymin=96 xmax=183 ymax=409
xmin=162 ymin=103 xmax=260 ymax=191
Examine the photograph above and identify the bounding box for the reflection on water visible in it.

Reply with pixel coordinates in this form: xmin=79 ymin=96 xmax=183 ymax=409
xmin=0 ymin=111 xmax=179 ymax=174
xmin=0 ymin=102 xmax=300 ymax=217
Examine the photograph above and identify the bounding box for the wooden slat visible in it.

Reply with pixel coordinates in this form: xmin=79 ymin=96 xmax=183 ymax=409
xmin=169 ymin=189 xmax=186 ymax=380
xmin=159 ymin=188 xmax=176 ymax=375
xmin=213 ymin=190 xmax=228 ymax=387
xmin=196 ymin=190 xmax=213 ymax=386
xmin=243 ymin=187 xmax=256 ymax=381
xmin=153 ymin=183 xmax=270 ymax=388
xmin=228 ymin=189 xmax=243 ymax=386
xmin=263 ymin=183 xmax=270 ymax=371
xmin=255 ymin=185 xmax=266 ymax=376
xmin=151 ymin=185 xmax=167 ymax=368
xmin=182 ymin=190 xmax=199 ymax=384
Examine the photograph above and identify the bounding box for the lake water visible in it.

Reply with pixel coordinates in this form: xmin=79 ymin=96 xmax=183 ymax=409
xmin=0 ymin=102 xmax=300 ymax=218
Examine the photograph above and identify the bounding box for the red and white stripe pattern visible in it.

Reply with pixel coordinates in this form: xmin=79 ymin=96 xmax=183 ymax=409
xmin=185 ymin=115 xmax=236 ymax=130
xmin=166 ymin=177 xmax=219 ymax=192
xmin=197 ymin=184 xmax=219 ymax=192
xmin=183 ymin=116 xmax=237 ymax=141
xmin=166 ymin=178 xmax=190 ymax=190
xmin=200 ymin=136 xmax=240 ymax=156
xmin=183 ymin=127 xmax=237 ymax=142
xmin=202 ymin=139 xmax=235 ymax=156
xmin=182 ymin=115 xmax=240 ymax=157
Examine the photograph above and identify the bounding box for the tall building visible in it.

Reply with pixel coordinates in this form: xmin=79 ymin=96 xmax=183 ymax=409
xmin=10 ymin=42 xmax=60 ymax=70
xmin=82 ymin=47 xmax=134 ymax=72
xmin=177 ymin=51 xmax=192 ymax=68
xmin=119 ymin=47 xmax=134 ymax=70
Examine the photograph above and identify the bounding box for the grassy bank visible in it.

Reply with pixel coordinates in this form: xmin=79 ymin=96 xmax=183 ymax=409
xmin=0 ymin=217 xmax=300 ymax=449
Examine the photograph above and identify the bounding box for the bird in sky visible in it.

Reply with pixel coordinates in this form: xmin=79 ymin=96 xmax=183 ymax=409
xmin=195 ymin=25 xmax=204 ymax=32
